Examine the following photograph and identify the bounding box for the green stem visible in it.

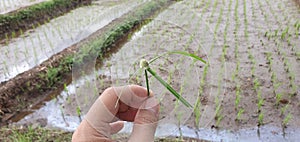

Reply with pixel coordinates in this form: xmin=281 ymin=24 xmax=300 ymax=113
xmin=145 ymin=69 xmax=150 ymax=96
xmin=146 ymin=68 xmax=192 ymax=108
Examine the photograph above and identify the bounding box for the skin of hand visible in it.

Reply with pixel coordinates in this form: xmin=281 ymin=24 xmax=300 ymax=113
xmin=72 ymin=85 xmax=159 ymax=142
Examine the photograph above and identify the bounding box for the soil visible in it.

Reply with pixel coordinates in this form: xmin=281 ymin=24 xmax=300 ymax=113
xmin=295 ymin=0 xmax=300 ymax=6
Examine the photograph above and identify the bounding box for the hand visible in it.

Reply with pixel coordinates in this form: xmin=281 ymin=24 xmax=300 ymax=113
xmin=72 ymin=85 xmax=159 ymax=142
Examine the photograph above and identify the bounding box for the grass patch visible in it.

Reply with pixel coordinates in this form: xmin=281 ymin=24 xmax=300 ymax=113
xmin=0 ymin=126 xmax=72 ymax=142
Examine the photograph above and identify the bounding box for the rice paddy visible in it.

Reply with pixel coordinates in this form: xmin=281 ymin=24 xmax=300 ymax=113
xmin=1 ymin=0 xmax=300 ymax=141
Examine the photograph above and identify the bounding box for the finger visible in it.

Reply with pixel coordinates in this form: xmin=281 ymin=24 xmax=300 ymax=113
xmin=110 ymin=121 xmax=124 ymax=134
xmin=116 ymin=107 xmax=138 ymax=121
xmin=129 ymin=98 xmax=159 ymax=142
xmin=83 ymin=85 xmax=155 ymax=139
xmin=114 ymin=85 xmax=151 ymax=109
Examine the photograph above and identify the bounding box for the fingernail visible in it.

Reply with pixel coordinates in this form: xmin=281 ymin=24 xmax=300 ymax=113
xmin=149 ymin=90 xmax=154 ymax=97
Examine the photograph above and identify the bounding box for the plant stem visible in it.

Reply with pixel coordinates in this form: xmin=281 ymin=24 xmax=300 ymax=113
xmin=146 ymin=67 xmax=192 ymax=108
xmin=145 ymin=69 xmax=150 ymax=96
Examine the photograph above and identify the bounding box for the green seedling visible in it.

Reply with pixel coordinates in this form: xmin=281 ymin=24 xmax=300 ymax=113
xmin=216 ymin=114 xmax=223 ymax=127
xmin=258 ymin=112 xmax=264 ymax=126
xmin=275 ymin=93 xmax=282 ymax=107
xmin=271 ymin=72 xmax=276 ymax=83
xmin=76 ymin=106 xmax=82 ymax=122
xmin=281 ymin=27 xmax=289 ymax=39
xmin=236 ymin=108 xmax=244 ymax=121
xmin=257 ymin=98 xmax=264 ymax=112
xmin=235 ymin=85 xmax=241 ymax=109
xmin=253 ymin=78 xmax=260 ymax=91
xmin=274 ymin=30 xmax=278 ymax=36
xmin=282 ymin=113 xmax=292 ymax=128
xmin=281 ymin=104 xmax=289 ymax=116
xmin=139 ymin=51 xmax=206 ymax=108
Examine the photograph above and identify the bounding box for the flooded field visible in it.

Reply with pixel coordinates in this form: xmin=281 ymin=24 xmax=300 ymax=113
xmin=1 ymin=0 xmax=300 ymax=141
xmin=0 ymin=0 xmax=145 ymax=82
xmin=0 ymin=0 xmax=50 ymax=14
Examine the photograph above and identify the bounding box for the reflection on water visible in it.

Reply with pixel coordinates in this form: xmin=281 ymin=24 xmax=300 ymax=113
xmin=119 ymin=123 xmax=300 ymax=142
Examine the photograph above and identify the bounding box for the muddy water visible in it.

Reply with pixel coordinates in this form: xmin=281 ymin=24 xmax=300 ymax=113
xmin=0 ymin=0 xmax=50 ymax=14
xmin=0 ymin=0 xmax=146 ymax=82
xmin=16 ymin=0 xmax=300 ymax=141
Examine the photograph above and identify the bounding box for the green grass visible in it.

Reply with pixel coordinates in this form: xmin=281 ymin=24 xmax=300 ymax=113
xmin=282 ymin=113 xmax=292 ymax=128
xmin=0 ymin=127 xmax=72 ymax=142
xmin=236 ymin=108 xmax=244 ymax=121
xmin=258 ymin=112 xmax=264 ymax=126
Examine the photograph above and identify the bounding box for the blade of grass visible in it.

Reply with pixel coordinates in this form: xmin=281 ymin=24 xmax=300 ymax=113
xmin=146 ymin=67 xmax=192 ymax=108
xmin=169 ymin=51 xmax=207 ymax=64
xmin=149 ymin=51 xmax=206 ymax=64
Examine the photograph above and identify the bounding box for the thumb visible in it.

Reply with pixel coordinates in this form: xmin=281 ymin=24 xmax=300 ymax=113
xmin=129 ymin=97 xmax=159 ymax=142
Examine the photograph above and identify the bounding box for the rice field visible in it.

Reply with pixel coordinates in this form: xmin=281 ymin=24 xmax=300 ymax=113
xmin=1 ymin=0 xmax=300 ymax=141
xmin=0 ymin=0 xmax=50 ymax=14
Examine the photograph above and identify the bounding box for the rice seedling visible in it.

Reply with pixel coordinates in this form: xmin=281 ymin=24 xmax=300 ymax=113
xmin=209 ymin=0 xmax=219 ymax=23
xmin=243 ymin=0 xmax=248 ymax=39
xmin=234 ymin=0 xmax=239 ymax=28
xmin=250 ymin=0 xmax=256 ymax=19
xmin=76 ymin=106 xmax=82 ymax=122
xmin=295 ymin=21 xmax=299 ymax=38
xmin=223 ymin=0 xmax=232 ymax=43
xmin=37 ymin=32 xmax=49 ymax=58
xmin=194 ymin=61 xmax=209 ymax=126
xmin=138 ymin=51 xmax=206 ymax=108
xmin=2 ymin=60 xmax=10 ymax=78
xmin=202 ymin=0 xmax=212 ymax=17
xmin=236 ymin=108 xmax=244 ymax=121
xmin=60 ymin=105 xmax=69 ymax=127
xmin=280 ymin=104 xmax=289 ymax=116
xmin=257 ymin=0 xmax=268 ymax=21
xmin=214 ymin=104 xmax=223 ymax=127
xmin=214 ymin=6 xmax=224 ymax=34
xmin=281 ymin=27 xmax=289 ymax=40
xmin=257 ymin=98 xmax=264 ymax=112
xmin=247 ymin=51 xmax=256 ymax=77
xmin=258 ymin=112 xmax=264 ymax=126
xmin=235 ymin=85 xmax=241 ymax=110
xmin=275 ymin=93 xmax=282 ymax=107
xmin=41 ymin=24 xmax=55 ymax=52
xmin=282 ymin=113 xmax=292 ymax=128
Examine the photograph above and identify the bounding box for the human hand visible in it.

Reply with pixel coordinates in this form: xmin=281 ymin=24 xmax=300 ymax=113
xmin=72 ymin=85 xmax=159 ymax=142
